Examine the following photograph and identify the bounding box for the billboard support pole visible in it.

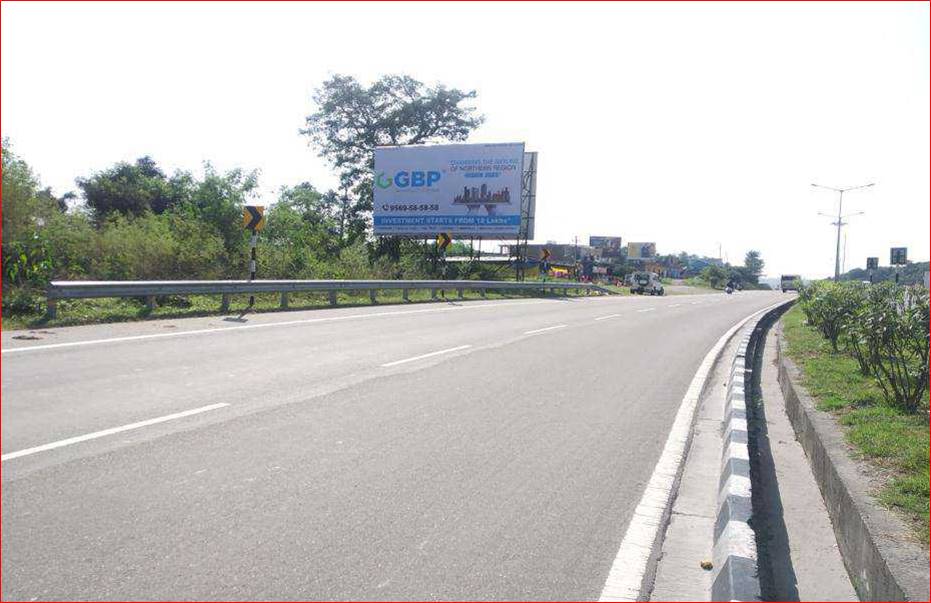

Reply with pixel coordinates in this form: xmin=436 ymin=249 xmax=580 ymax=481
xmin=518 ymin=152 xmax=537 ymax=282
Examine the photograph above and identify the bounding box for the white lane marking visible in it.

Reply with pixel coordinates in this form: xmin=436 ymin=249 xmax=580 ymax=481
xmin=668 ymin=304 xmax=681 ymax=308
xmin=598 ymin=300 xmax=789 ymax=602
xmin=1 ymin=403 xmax=230 ymax=462
xmin=636 ymin=308 xmax=655 ymax=313
xmin=691 ymin=301 xmax=701 ymax=305
xmin=380 ymin=345 xmax=471 ymax=367
xmin=595 ymin=314 xmax=622 ymax=321
xmin=523 ymin=324 xmax=567 ymax=335
xmin=2 ymin=299 xmax=554 ymax=355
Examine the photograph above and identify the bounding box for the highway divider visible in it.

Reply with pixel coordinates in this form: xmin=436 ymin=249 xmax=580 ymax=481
xmin=712 ymin=300 xmax=793 ymax=601
xmin=44 ymin=279 xmax=611 ymax=319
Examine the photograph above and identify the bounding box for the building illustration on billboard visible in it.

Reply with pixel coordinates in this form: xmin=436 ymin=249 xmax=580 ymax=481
xmin=453 ymin=183 xmax=512 ymax=215
xmin=627 ymin=242 xmax=656 ymax=259
xmin=373 ymin=143 xmax=525 ymax=238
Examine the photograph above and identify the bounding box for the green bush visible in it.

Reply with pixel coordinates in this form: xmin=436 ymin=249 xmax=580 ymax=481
xmin=840 ymin=285 xmax=873 ymax=376
xmin=800 ymin=281 xmax=930 ymax=413
xmin=95 ymin=212 xmax=228 ymax=280
xmin=856 ymin=285 xmax=929 ymax=413
xmin=1 ymin=287 xmax=44 ymax=314
xmin=798 ymin=281 xmax=865 ymax=351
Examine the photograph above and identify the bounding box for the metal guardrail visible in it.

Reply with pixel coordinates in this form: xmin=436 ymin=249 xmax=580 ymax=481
xmin=45 ymin=279 xmax=610 ymax=318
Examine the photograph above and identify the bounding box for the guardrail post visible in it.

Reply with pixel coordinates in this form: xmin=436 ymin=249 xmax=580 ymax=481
xmin=220 ymin=294 xmax=230 ymax=313
xmin=480 ymin=288 xmax=486 ymax=298
xmin=370 ymin=289 xmax=377 ymax=304
xmin=457 ymin=288 xmax=464 ymax=299
xmin=329 ymin=290 xmax=338 ymax=306
xmin=280 ymin=292 xmax=289 ymax=309
xmin=46 ymin=298 xmax=57 ymax=319
xmin=431 ymin=288 xmax=438 ymax=300
xmin=402 ymin=288 xmax=409 ymax=302
xmin=146 ymin=295 xmax=157 ymax=311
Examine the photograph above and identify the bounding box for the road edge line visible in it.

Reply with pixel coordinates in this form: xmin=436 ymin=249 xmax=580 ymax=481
xmin=598 ymin=300 xmax=791 ymax=602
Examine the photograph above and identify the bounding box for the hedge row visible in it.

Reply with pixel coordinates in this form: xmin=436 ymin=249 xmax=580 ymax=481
xmin=797 ymin=281 xmax=930 ymax=413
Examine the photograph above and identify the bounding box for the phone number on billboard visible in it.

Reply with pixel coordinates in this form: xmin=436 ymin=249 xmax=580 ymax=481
xmin=381 ymin=204 xmax=440 ymax=212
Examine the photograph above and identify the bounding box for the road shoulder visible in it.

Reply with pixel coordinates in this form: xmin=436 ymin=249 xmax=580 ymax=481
xmin=649 ymin=333 xmax=738 ymax=600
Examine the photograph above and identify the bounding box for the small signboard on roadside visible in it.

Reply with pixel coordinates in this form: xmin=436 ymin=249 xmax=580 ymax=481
xmin=890 ymin=247 xmax=908 ymax=266
xmin=242 ymin=206 xmax=266 ymax=231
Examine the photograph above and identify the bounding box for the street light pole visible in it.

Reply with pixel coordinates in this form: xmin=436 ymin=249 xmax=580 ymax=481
xmin=812 ymin=182 xmax=874 ymax=279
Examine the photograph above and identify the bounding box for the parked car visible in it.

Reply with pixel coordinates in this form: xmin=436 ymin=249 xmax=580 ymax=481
xmin=630 ymin=271 xmax=665 ymax=295
xmin=780 ymin=274 xmax=801 ymax=293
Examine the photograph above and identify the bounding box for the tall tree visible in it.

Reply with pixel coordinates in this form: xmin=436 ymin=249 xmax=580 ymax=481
xmin=76 ymin=156 xmax=192 ymax=220
xmin=300 ymin=74 xmax=485 ymax=240
xmin=743 ymin=250 xmax=765 ymax=284
xmin=180 ymin=163 xmax=259 ymax=256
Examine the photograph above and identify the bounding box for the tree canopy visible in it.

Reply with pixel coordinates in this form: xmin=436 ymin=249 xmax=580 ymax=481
xmin=743 ymin=250 xmax=764 ymax=284
xmin=300 ymin=74 xmax=485 ymax=241
xmin=76 ymin=156 xmax=194 ymax=220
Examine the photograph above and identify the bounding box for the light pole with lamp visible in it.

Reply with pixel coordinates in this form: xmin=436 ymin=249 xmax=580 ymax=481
xmin=811 ymin=182 xmax=874 ymax=279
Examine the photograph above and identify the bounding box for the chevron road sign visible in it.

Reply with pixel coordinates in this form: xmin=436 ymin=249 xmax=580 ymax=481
xmin=243 ymin=206 xmax=266 ymax=231
xmin=437 ymin=232 xmax=452 ymax=251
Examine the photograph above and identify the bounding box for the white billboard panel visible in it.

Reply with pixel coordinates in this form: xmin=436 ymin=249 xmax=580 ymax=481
xmin=373 ymin=143 xmax=524 ymax=238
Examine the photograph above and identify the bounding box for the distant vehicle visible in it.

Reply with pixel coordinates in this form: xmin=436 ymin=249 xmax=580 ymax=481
xmin=725 ymin=285 xmax=734 ymax=294
xmin=780 ymin=274 xmax=801 ymax=292
xmin=630 ymin=271 xmax=664 ymax=295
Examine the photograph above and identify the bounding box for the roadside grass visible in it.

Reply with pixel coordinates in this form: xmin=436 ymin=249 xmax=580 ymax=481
xmin=782 ymin=304 xmax=930 ymax=542
xmin=1 ymin=286 xmax=599 ymax=331
xmin=684 ymin=276 xmax=715 ymax=289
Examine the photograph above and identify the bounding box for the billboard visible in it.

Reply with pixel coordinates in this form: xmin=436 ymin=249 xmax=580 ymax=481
xmin=866 ymin=257 xmax=879 ymax=270
xmin=627 ymin=242 xmax=656 ymax=259
xmin=590 ymin=236 xmax=623 ymax=251
xmin=373 ymin=143 xmax=524 ymax=238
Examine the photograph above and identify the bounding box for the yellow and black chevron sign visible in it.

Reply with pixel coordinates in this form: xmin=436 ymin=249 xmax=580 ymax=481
xmin=242 ymin=206 xmax=266 ymax=231
xmin=436 ymin=232 xmax=452 ymax=251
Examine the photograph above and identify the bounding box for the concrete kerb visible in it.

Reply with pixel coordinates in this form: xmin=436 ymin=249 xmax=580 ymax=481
xmin=711 ymin=302 xmax=793 ymax=601
xmin=601 ymin=299 xmax=792 ymax=603
xmin=776 ymin=327 xmax=930 ymax=602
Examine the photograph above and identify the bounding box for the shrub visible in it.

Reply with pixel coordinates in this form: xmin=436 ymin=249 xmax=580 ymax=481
xmin=841 ymin=286 xmax=873 ymax=376
xmin=96 ymin=212 xmax=227 ymax=280
xmin=798 ymin=281 xmax=865 ymax=352
xmin=1 ymin=287 xmax=44 ymax=314
xmin=857 ymin=284 xmax=930 ymax=413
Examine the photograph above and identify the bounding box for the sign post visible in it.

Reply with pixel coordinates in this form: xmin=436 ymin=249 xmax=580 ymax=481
xmin=866 ymin=256 xmax=879 ymax=283
xmin=242 ymin=206 xmax=266 ymax=309
xmin=436 ymin=232 xmax=451 ymax=283
xmin=540 ymin=248 xmax=551 ymax=282
xmin=890 ymin=247 xmax=907 ymax=284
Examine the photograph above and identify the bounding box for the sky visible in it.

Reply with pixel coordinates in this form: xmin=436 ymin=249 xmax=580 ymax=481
xmin=2 ymin=1 xmax=928 ymax=279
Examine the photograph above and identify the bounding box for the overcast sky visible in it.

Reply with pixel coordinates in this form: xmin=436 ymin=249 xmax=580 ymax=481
xmin=3 ymin=1 xmax=928 ymax=278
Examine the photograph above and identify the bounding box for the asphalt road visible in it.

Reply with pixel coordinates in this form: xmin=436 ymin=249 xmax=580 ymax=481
xmin=2 ymin=291 xmax=786 ymax=600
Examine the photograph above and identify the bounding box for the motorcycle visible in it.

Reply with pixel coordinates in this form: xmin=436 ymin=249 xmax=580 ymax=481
xmin=725 ymin=286 xmax=734 ymax=294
